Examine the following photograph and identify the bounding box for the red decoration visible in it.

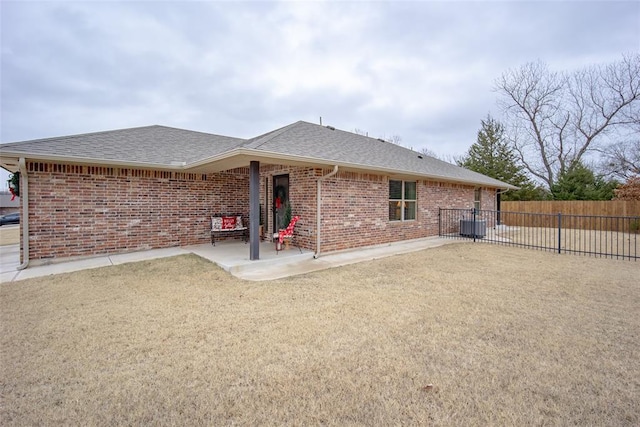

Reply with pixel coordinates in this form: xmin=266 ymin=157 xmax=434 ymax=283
xmin=221 ymin=216 xmax=236 ymax=230
xmin=278 ymin=215 xmax=300 ymax=244
xmin=9 ymin=186 xmax=17 ymax=201
xmin=275 ymin=196 xmax=282 ymax=209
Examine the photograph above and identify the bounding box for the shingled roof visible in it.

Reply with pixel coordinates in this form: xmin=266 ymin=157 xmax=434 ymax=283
xmin=0 ymin=121 xmax=517 ymax=189
xmin=244 ymin=121 xmax=515 ymax=189
xmin=0 ymin=125 xmax=245 ymax=166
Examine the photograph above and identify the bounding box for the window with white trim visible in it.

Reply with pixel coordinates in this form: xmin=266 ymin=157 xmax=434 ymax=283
xmin=389 ymin=180 xmax=416 ymax=221
xmin=474 ymin=187 xmax=482 ymax=211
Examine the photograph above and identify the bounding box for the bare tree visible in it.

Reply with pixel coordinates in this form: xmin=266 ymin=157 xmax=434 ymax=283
xmin=389 ymin=134 xmax=402 ymax=145
xmin=376 ymin=133 xmax=403 ymax=145
xmin=495 ymin=54 xmax=640 ymax=189
xmin=419 ymin=147 xmax=440 ymax=158
xmin=354 ymin=128 xmax=405 ymax=146
xmin=353 ymin=129 xmax=457 ymax=164
xmin=598 ymin=139 xmax=640 ymax=180
xmin=418 ymin=147 xmax=460 ymax=164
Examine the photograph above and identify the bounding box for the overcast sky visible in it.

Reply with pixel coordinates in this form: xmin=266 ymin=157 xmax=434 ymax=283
xmin=1 ymin=0 xmax=638 ymax=187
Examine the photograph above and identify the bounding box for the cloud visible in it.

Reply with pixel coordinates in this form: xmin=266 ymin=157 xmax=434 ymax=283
xmin=1 ymin=0 xmax=638 ymax=169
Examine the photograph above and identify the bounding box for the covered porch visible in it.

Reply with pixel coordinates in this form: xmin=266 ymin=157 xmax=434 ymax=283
xmin=202 ymin=160 xmax=327 ymax=262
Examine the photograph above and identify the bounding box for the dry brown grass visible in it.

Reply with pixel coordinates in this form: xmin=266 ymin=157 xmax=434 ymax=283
xmin=1 ymin=244 xmax=638 ymax=426
xmin=0 ymin=226 xmax=19 ymax=246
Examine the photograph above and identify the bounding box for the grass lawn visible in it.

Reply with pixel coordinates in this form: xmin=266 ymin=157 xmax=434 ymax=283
xmin=1 ymin=244 xmax=638 ymax=425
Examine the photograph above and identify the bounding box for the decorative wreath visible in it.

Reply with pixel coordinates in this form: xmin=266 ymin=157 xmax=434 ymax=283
xmin=274 ymin=185 xmax=287 ymax=209
xmin=8 ymin=172 xmax=19 ymax=200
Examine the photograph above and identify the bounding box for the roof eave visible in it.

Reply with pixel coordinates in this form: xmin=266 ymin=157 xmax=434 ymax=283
xmin=0 ymin=151 xmax=185 ymax=172
xmin=1 ymin=148 xmax=518 ymax=190
xmin=189 ymin=148 xmax=517 ymax=189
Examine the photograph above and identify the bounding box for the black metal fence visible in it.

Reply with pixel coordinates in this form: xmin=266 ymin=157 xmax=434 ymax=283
xmin=439 ymin=208 xmax=639 ymax=260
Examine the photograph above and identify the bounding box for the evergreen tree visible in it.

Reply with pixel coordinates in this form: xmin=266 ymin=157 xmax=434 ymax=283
xmin=550 ymin=162 xmax=618 ymax=200
xmin=458 ymin=115 xmax=542 ymax=201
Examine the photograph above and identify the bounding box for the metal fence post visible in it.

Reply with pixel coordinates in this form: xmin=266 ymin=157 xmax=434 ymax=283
xmin=473 ymin=208 xmax=477 ymax=243
xmin=557 ymin=212 xmax=562 ymax=254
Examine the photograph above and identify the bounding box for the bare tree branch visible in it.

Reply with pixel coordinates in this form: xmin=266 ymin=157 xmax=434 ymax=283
xmin=597 ymin=139 xmax=640 ymax=180
xmin=495 ymin=54 xmax=640 ymax=189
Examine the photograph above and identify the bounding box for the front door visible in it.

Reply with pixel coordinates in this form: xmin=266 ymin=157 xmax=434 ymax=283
xmin=273 ymin=174 xmax=289 ymax=232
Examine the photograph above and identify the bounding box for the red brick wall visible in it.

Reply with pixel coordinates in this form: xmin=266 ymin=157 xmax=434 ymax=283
xmin=22 ymin=162 xmax=494 ymax=261
xmin=23 ymin=162 xmax=248 ymax=262
xmin=312 ymin=172 xmax=480 ymax=253
xmin=260 ymin=166 xmax=485 ymax=253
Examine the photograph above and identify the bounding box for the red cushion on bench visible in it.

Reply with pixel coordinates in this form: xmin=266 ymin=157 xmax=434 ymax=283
xmin=221 ymin=216 xmax=236 ymax=230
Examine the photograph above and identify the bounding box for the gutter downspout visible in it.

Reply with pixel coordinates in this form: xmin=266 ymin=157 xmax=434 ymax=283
xmin=17 ymin=158 xmax=29 ymax=270
xmin=314 ymin=165 xmax=339 ymax=259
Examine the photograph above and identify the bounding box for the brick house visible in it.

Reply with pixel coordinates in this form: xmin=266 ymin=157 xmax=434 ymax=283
xmin=0 ymin=121 xmax=516 ymax=265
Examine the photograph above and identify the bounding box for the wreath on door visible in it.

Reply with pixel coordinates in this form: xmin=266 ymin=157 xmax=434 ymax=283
xmin=274 ymin=185 xmax=287 ymax=209
xmin=8 ymin=172 xmax=19 ymax=200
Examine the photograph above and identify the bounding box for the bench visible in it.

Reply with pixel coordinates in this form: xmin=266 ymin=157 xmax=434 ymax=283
xmin=211 ymin=214 xmax=248 ymax=246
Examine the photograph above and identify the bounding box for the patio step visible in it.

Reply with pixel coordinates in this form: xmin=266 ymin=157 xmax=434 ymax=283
xmin=226 ymin=251 xmax=315 ymax=278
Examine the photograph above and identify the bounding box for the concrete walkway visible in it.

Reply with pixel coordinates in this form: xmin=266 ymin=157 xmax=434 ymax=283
xmin=218 ymin=237 xmax=460 ymax=281
xmin=1 ymin=246 xmax=191 ymax=283
xmin=1 ymin=237 xmax=460 ymax=283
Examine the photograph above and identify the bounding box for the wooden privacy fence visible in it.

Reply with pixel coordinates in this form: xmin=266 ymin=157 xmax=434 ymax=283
xmin=501 ymin=201 xmax=640 ymax=232
xmin=502 ymin=201 xmax=640 ymax=217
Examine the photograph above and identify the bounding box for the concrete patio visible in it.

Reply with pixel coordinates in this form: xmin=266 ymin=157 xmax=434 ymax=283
xmin=1 ymin=236 xmax=458 ymax=283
